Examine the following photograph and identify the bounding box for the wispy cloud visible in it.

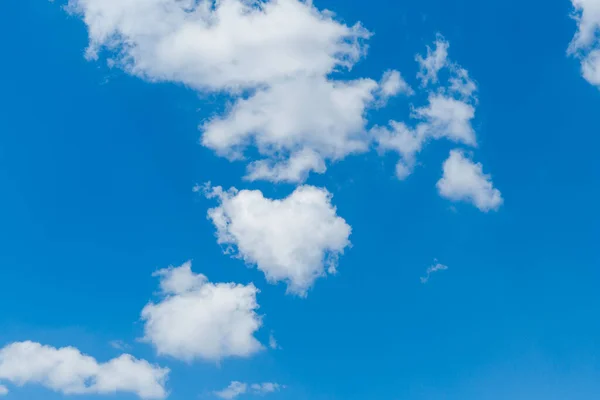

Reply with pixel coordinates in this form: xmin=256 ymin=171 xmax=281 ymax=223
xmin=214 ymin=381 xmax=283 ymax=399
xmin=420 ymin=261 xmax=448 ymax=283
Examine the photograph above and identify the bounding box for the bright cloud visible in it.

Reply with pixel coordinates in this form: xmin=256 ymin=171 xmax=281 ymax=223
xmin=215 ymin=381 xmax=282 ymax=399
xmin=0 ymin=341 xmax=168 ymax=399
xmin=373 ymin=36 xmax=479 ymax=180
xmin=206 ymin=185 xmax=351 ymax=296
xmin=380 ymin=69 xmax=413 ymax=98
xmin=66 ymin=0 xmax=415 ymax=183
xmin=420 ymin=261 xmax=448 ymax=283
xmin=568 ymin=0 xmax=600 ymax=86
xmin=0 ymin=385 xmax=7 ymax=396
xmin=67 ymin=0 xmax=368 ymax=90
xmin=201 ymin=75 xmax=384 ymax=183
xmin=437 ymin=150 xmax=503 ymax=212
xmin=141 ymin=261 xmax=263 ymax=362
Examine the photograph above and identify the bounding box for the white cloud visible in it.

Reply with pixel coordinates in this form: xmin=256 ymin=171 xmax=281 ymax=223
xmin=374 ymin=35 xmax=479 ymax=180
xmin=568 ymin=0 xmax=600 ymax=86
xmin=416 ymin=35 xmax=449 ymax=86
xmin=420 ymin=261 xmax=448 ymax=283
xmin=201 ymin=74 xmax=394 ymax=183
xmin=215 ymin=381 xmax=247 ymax=399
xmin=0 ymin=341 xmax=168 ymax=399
xmin=379 ymin=69 xmax=413 ymax=98
xmin=66 ymin=0 xmax=411 ymax=183
xmin=141 ymin=261 xmax=263 ymax=362
xmin=206 ymin=185 xmax=351 ymax=296
xmin=0 ymin=385 xmax=7 ymax=396
xmin=215 ymin=381 xmax=282 ymax=399
xmin=437 ymin=150 xmax=503 ymax=212
xmin=67 ymin=0 xmax=368 ymax=91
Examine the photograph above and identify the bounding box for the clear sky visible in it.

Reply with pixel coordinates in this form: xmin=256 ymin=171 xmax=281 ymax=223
xmin=0 ymin=1 xmax=599 ymax=400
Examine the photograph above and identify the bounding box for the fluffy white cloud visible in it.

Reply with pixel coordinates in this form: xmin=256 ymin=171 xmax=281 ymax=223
xmin=374 ymin=35 xmax=479 ymax=180
xmin=206 ymin=185 xmax=351 ymax=296
xmin=66 ymin=0 xmax=413 ymax=183
xmin=215 ymin=381 xmax=282 ymax=399
xmin=437 ymin=150 xmax=503 ymax=212
xmin=141 ymin=262 xmax=263 ymax=362
xmin=0 ymin=341 xmax=168 ymax=399
xmin=0 ymin=385 xmax=7 ymax=396
xmin=67 ymin=0 xmax=367 ymax=90
xmin=202 ymin=75 xmax=383 ymax=182
xmin=379 ymin=69 xmax=413 ymax=98
xmin=568 ymin=0 xmax=600 ymax=86
xmin=420 ymin=261 xmax=448 ymax=283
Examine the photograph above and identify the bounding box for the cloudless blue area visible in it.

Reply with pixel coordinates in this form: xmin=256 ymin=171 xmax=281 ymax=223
xmin=1 ymin=1 xmax=599 ymax=399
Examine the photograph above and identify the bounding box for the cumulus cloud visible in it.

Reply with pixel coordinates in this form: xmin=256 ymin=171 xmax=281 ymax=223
xmin=568 ymin=0 xmax=600 ymax=86
xmin=215 ymin=381 xmax=282 ymax=399
xmin=437 ymin=150 xmax=503 ymax=212
xmin=420 ymin=261 xmax=448 ymax=283
xmin=379 ymin=69 xmax=413 ymax=98
xmin=141 ymin=261 xmax=263 ymax=362
xmin=66 ymin=0 xmax=413 ymax=183
xmin=201 ymin=75 xmax=383 ymax=183
xmin=373 ymin=36 xmax=479 ymax=180
xmin=206 ymin=185 xmax=351 ymax=296
xmin=0 ymin=385 xmax=7 ymax=396
xmin=67 ymin=0 xmax=368 ymax=90
xmin=0 ymin=341 xmax=168 ymax=399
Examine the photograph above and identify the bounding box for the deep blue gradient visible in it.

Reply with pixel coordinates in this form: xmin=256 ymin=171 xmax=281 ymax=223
xmin=0 ymin=1 xmax=599 ymax=399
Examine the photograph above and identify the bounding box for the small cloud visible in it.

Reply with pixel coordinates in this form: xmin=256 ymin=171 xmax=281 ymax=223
xmin=109 ymin=340 xmax=131 ymax=351
xmin=268 ymin=332 xmax=280 ymax=350
xmin=215 ymin=382 xmax=283 ymax=399
xmin=0 ymin=384 xmax=8 ymax=396
xmin=251 ymin=383 xmax=282 ymax=394
xmin=420 ymin=260 xmax=448 ymax=283
xmin=215 ymin=382 xmax=247 ymax=400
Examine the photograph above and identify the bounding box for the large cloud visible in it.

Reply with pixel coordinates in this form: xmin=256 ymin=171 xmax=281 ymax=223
xmin=202 ymin=74 xmax=405 ymax=182
xmin=66 ymin=0 xmax=413 ymax=183
xmin=568 ymin=0 xmax=600 ymax=86
xmin=141 ymin=262 xmax=263 ymax=361
xmin=67 ymin=0 xmax=367 ymax=90
xmin=0 ymin=341 xmax=168 ymax=399
xmin=436 ymin=150 xmax=503 ymax=212
xmin=206 ymin=185 xmax=351 ymax=296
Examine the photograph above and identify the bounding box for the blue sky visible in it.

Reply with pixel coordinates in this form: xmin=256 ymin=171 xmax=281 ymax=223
xmin=1 ymin=0 xmax=599 ymax=399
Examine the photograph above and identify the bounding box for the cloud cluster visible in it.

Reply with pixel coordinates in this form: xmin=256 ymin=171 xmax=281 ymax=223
xmin=437 ymin=150 xmax=503 ymax=212
xmin=568 ymin=0 xmax=600 ymax=86
xmin=141 ymin=261 xmax=263 ymax=361
xmin=206 ymin=185 xmax=351 ymax=296
xmin=214 ymin=381 xmax=283 ymax=399
xmin=68 ymin=0 xmax=412 ymax=183
xmin=372 ymin=35 xmax=479 ymax=180
xmin=0 ymin=341 xmax=168 ymax=399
